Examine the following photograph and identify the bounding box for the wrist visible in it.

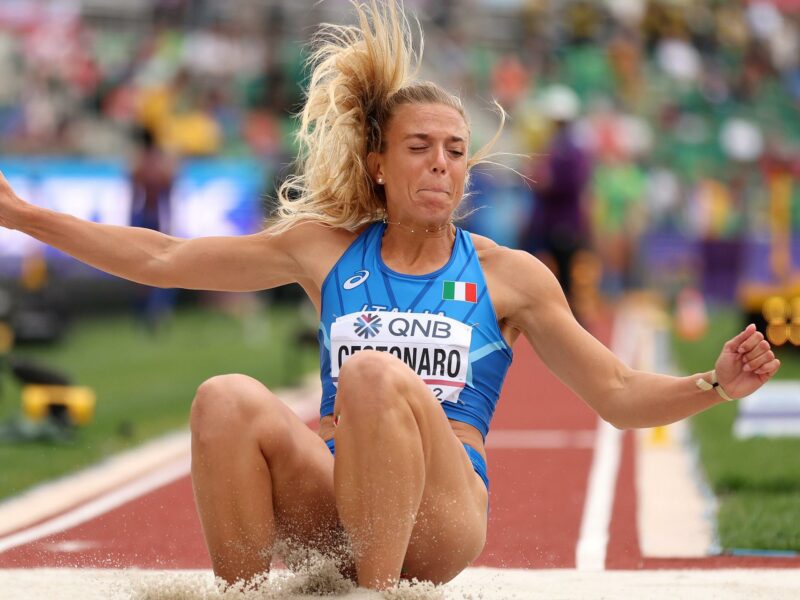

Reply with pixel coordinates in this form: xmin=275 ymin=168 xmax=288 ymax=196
xmin=695 ymin=369 xmax=737 ymax=402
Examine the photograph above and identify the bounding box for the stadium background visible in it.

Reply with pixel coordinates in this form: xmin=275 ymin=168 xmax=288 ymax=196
xmin=1 ymin=0 xmax=798 ymax=311
xmin=1 ymin=0 xmax=799 ymax=557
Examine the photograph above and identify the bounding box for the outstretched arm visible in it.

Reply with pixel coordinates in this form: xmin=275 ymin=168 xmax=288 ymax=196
xmin=0 ymin=172 xmax=300 ymax=292
xmin=500 ymin=250 xmax=780 ymax=429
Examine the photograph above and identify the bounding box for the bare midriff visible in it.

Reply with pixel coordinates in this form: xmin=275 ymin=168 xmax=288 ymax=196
xmin=318 ymin=415 xmax=486 ymax=461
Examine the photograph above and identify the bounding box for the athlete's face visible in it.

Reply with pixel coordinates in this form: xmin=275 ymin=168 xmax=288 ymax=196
xmin=369 ymin=103 xmax=469 ymax=227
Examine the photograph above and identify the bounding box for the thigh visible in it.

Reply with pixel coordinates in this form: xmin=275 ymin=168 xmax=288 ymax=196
xmin=202 ymin=374 xmax=343 ymax=548
xmin=336 ymin=357 xmax=488 ymax=583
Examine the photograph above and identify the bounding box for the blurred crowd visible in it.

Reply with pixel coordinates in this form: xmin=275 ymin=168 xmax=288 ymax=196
xmin=0 ymin=0 xmax=798 ymax=304
xmin=457 ymin=0 xmax=800 ymax=304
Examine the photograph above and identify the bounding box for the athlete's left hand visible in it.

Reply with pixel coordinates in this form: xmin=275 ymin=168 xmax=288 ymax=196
xmin=715 ymin=324 xmax=781 ymax=400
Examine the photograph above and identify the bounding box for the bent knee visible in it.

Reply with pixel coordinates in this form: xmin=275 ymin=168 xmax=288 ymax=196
xmin=335 ymin=351 xmax=419 ymax=419
xmin=337 ymin=350 xmax=411 ymax=396
xmin=191 ymin=374 xmax=278 ymax=439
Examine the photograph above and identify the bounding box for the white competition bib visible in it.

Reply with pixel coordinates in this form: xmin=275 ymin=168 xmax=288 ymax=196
xmin=330 ymin=311 xmax=472 ymax=403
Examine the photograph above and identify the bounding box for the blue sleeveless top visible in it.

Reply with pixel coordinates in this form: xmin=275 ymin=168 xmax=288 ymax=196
xmin=317 ymin=221 xmax=513 ymax=440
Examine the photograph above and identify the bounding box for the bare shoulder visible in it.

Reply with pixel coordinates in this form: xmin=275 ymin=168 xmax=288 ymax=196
xmin=472 ymin=235 xmax=564 ymax=324
xmin=263 ymin=220 xmax=354 ymax=244
xmin=468 ymin=231 xmax=499 ymax=252
xmin=472 ymin=234 xmax=555 ymax=294
xmin=265 ymin=220 xmax=361 ymax=289
xmin=260 ymin=220 xmax=358 ymax=255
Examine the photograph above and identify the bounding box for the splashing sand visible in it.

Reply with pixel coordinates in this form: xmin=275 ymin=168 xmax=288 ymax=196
xmin=128 ymin=538 xmax=447 ymax=600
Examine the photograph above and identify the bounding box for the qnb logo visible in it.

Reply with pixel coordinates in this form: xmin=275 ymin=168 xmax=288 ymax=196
xmin=343 ymin=270 xmax=369 ymax=290
xmin=763 ymin=296 xmax=800 ymax=346
xmin=354 ymin=313 xmax=382 ymax=339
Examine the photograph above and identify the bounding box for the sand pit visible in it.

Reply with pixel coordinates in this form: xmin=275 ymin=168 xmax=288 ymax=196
xmin=3 ymin=567 xmax=800 ymax=599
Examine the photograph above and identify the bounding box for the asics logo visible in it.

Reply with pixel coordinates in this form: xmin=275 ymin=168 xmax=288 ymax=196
xmin=343 ymin=270 xmax=370 ymax=290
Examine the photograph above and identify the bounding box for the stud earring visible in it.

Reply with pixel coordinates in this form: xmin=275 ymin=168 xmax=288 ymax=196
xmin=377 ymin=177 xmax=384 ymax=184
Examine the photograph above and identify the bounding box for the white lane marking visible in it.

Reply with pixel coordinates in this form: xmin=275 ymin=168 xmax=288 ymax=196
xmin=575 ymin=303 xmax=648 ymax=571
xmin=575 ymin=419 xmax=622 ymax=571
xmin=486 ymin=429 xmax=595 ymax=449
xmin=0 ymin=384 xmax=322 ymax=555
xmin=0 ymin=458 xmax=191 ymax=554
xmin=0 ymin=430 xmax=192 ymax=538
xmin=42 ymin=540 xmax=102 ymax=553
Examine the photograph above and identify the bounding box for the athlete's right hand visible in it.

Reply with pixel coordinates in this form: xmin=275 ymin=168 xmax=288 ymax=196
xmin=0 ymin=171 xmax=28 ymax=231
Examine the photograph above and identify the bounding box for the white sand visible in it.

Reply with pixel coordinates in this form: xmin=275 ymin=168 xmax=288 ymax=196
xmin=2 ymin=567 xmax=800 ymax=600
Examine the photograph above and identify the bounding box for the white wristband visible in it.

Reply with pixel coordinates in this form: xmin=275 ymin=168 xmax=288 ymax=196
xmin=695 ymin=369 xmax=736 ymax=402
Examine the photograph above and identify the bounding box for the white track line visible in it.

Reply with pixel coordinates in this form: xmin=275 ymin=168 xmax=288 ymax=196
xmin=486 ymin=429 xmax=595 ymax=449
xmin=0 ymin=429 xmax=194 ymax=538
xmin=575 ymin=303 xmax=648 ymax=571
xmin=0 ymin=383 xmax=322 ymax=555
xmin=575 ymin=419 xmax=623 ymax=570
xmin=0 ymin=458 xmax=190 ymax=554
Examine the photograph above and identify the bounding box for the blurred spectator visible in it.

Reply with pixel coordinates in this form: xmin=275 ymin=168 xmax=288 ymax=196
xmin=490 ymin=54 xmax=530 ymax=111
xmin=130 ymin=126 xmax=177 ymax=333
xmin=591 ymin=152 xmax=647 ymax=297
xmin=523 ymin=85 xmax=592 ymax=305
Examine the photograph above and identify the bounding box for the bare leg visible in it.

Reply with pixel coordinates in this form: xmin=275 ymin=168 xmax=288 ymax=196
xmin=334 ymin=359 xmax=425 ymax=588
xmin=333 ymin=352 xmax=488 ymax=589
xmin=190 ymin=374 xmax=341 ymax=585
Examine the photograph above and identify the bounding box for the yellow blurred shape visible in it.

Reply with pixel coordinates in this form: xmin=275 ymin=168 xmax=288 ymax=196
xmin=767 ymin=323 xmax=789 ymax=346
xmin=21 ymin=254 xmax=48 ymax=292
xmin=22 ymin=385 xmax=97 ymax=426
xmin=137 ymin=86 xmax=173 ymax=133
xmin=647 ymin=426 xmax=669 ymax=447
xmin=0 ymin=322 xmax=14 ymax=354
xmin=762 ymin=296 xmax=789 ymax=321
xmin=763 ymin=296 xmax=791 ymax=346
xmin=161 ymin=111 xmax=221 ymax=156
xmin=790 ymin=297 xmax=800 ymax=346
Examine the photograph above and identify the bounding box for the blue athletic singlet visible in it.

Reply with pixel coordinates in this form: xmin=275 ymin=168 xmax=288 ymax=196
xmin=317 ymin=221 xmax=513 ymax=440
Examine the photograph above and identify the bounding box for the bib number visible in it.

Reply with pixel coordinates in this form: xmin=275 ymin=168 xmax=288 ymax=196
xmin=330 ymin=312 xmax=472 ymax=404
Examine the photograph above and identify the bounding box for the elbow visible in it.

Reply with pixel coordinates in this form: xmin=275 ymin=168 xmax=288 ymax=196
xmin=601 ymin=413 xmax=632 ymax=431
xmin=591 ymin=365 xmax=635 ymax=430
xmin=586 ymin=398 xmax=631 ymax=430
xmin=135 ymin=258 xmax=167 ymax=288
xmin=142 ymin=242 xmax=178 ymax=288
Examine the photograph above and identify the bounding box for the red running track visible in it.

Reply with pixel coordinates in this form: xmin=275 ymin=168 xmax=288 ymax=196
xmin=2 ymin=316 xmax=799 ymax=571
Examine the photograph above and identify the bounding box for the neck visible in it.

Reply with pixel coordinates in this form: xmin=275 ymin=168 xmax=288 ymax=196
xmin=381 ymin=217 xmax=453 ymax=236
xmin=380 ymin=217 xmax=457 ymax=275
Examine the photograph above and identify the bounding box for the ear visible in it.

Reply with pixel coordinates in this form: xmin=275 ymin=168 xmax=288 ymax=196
xmin=367 ymin=151 xmax=384 ymax=183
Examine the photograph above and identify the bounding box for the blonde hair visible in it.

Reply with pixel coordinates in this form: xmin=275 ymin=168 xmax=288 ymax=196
xmin=269 ymin=0 xmax=504 ymax=233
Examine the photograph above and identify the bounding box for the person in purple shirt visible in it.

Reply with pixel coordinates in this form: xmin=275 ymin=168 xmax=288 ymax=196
xmin=525 ymin=85 xmax=591 ymax=305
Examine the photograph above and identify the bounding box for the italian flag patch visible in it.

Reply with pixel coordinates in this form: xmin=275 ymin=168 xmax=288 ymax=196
xmin=442 ymin=281 xmax=477 ymax=303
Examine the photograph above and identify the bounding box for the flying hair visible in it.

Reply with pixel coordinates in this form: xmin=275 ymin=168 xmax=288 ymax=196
xmin=269 ymin=0 xmax=506 ymax=233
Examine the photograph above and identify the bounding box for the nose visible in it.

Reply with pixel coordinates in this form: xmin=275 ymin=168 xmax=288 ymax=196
xmin=431 ymin=145 xmax=447 ymax=174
